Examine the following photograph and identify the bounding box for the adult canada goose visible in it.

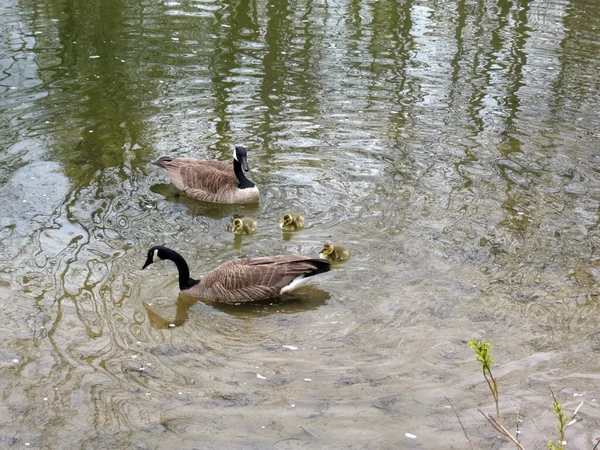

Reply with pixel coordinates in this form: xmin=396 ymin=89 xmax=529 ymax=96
xmin=152 ymin=146 xmax=259 ymax=204
xmin=320 ymin=243 xmax=350 ymax=262
xmin=232 ymin=217 xmax=257 ymax=235
xmin=279 ymin=213 xmax=304 ymax=231
xmin=142 ymin=246 xmax=331 ymax=303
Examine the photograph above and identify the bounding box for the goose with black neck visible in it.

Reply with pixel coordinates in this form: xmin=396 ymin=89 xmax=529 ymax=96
xmin=152 ymin=146 xmax=259 ymax=204
xmin=142 ymin=246 xmax=331 ymax=303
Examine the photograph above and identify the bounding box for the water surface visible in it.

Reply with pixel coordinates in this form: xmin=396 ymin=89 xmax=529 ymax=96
xmin=1 ymin=0 xmax=600 ymax=448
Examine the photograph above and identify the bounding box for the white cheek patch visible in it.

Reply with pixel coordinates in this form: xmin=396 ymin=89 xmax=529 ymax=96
xmin=152 ymin=249 xmax=161 ymax=263
xmin=233 ymin=147 xmax=238 ymax=161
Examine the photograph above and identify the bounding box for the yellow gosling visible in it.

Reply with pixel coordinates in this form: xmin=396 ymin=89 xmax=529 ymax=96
xmin=279 ymin=213 xmax=305 ymax=231
xmin=232 ymin=217 xmax=257 ymax=235
xmin=319 ymin=243 xmax=350 ymax=262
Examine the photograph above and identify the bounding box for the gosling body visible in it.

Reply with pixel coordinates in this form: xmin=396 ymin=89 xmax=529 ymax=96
xmin=320 ymin=243 xmax=350 ymax=262
xmin=280 ymin=213 xmax=305 ymax=231
xmin=142 ymin=246 xmax=330 ymax=303
xmin=152 ymin=146 xmax=259 ymax=204
xmin=232 ymin=217 xmax=257 ymax=235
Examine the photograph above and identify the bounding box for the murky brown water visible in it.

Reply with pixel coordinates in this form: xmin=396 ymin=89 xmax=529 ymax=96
xmin=1 ymin=0 xmax=600 ymax=448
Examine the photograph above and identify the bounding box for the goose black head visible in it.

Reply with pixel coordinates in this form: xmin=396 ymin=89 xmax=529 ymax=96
xmin=142 ymin=245 xmax=168 ymax=269
xmin=233 ymin=146 xmax=249 ymax=172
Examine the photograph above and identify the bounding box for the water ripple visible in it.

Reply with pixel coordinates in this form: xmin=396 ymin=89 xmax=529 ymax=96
xmin=2 ymin=0 xmax=600 ymax=447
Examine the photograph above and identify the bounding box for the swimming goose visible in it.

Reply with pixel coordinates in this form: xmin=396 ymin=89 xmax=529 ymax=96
xmin=279 ymin=213 xmax=305 ymax=231
xmin=142 ymin=246 xmax=331 ymax=303
xmin=320 ymin=243 xmax=350 ymax=262
xmin=232 ymin=217 xmax=257 ymax=235
xmin=152 ymin=146 xmax=259 ymax=204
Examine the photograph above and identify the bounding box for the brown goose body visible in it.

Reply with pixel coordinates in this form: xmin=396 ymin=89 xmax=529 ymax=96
xmin=142 ymin=246 xmax=331 ymax=303
xmin=152 ymin=147 xmax=259 ymax=204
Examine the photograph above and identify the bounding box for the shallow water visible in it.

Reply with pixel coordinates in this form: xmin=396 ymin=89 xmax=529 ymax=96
xmin=1 ymin=0 xmax=600 ymax=448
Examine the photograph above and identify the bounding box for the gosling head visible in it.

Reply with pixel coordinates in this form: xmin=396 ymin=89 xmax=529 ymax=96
xmin=321 ymin=243 xmax=335 ymax=256
xmin=233 ymin=146 xmax=249 ymax=172
xmin=232 ymin=218 xmax=243 ymax=233
xmin=280 ymin=214 xmax=293 ymax=229
xmin=142 ymin=245 xmax=168 ymax=269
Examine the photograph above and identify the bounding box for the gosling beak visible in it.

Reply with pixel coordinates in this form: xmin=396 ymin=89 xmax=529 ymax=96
xmin=240 ymin=155 xmax=249 ymax=172
xmin=142 ymin=257 xmax=153 ymax=270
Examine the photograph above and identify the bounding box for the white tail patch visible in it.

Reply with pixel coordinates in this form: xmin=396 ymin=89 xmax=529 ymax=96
xmin=152 ymin=249 xmax=161 ymax=263
xmin=280 ymin=275 xmax=308 ymax=294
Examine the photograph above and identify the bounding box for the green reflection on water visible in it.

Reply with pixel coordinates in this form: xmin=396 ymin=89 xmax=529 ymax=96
xmin=2 ymin=0 xmax=600 ymax=448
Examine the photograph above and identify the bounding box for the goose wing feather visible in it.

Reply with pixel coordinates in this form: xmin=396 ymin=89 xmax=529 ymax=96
xmin=160 ymin=158 xmax=231 ymax=172
xmin=159 ymin=159 xmax=235 ymax=191
xmin=170 ymin=166 xmax=239 ymax=202
xmin=195 ymin=256 xmax=327 ymax=303
xmin=191 ymin=160 xmax=231 ymax=172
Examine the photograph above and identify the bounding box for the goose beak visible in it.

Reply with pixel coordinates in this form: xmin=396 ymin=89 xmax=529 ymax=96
xmin=142 ymin=257 xmax=153 ymax=270
xmin=240 ymin=155 xmax=249 ymax=172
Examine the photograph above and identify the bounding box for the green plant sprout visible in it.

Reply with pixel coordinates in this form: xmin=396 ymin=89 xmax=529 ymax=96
xmin=468 ymin=339 xmax=525 ymax=449
xmin=468 ymin=339 xmax=500 ymax=423
xmin=547 ymin=389 xmax=568 ymax=450
xmin=463 ymin=340 xmax=586 ymax=450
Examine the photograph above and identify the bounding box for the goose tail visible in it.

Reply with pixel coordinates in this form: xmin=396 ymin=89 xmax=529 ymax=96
xmin=304 ymin=258 xmax=331 ymax=277
xmin=152 ymin=156 xmax=174 ymax=168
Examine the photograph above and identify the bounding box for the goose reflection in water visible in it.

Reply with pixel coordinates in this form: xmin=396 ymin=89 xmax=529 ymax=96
xmin=143 ymin=287 xmax=331 ymax=329
xmin=150 ymin=183 xmax=260 ymax=220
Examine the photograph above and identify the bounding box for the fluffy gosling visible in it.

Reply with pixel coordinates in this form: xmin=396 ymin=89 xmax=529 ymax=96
xmin=232 ymin=217 xmax=257 ymax=235
xmin=320 ymin=243 xmax=350 ymax=262
xmin=279 ymin=213 xmax=305 ymax=231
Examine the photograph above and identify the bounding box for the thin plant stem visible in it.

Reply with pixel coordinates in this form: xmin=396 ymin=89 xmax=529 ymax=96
xmin=478 ymin=410 xmax=526 ymax=450
xmin=507 ymin=394 xmax=522 ymax=441
xmin=445 ymin=397 xmax=474 ymax=450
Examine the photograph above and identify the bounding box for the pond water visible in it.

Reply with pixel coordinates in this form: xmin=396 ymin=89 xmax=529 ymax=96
xmin=1 ymin=0 xmax=600 ymax=448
